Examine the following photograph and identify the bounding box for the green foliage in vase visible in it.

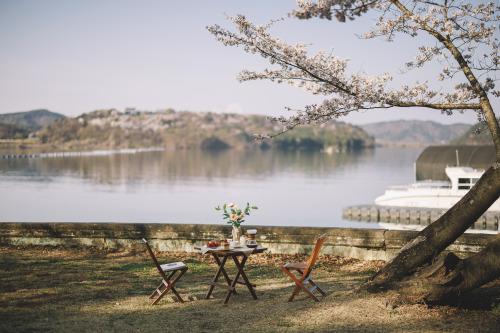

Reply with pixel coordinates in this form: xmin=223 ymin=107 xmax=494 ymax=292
xmin=215 ymin=202 xmax=258 ymax=227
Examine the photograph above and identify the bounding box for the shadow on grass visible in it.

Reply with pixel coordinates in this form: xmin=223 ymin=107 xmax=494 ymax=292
xmin=1 ymin=246 xmax=499 ymax=333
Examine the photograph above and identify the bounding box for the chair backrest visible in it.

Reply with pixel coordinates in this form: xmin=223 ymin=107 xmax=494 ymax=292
xmin=305 ymin=233 xmax=327 ymax=272
xmin=142 ymin=238 xmax=164 ymax=274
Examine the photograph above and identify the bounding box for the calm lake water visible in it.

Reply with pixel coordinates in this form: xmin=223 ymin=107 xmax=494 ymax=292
xmin=0 ymin=147 xmax=423 ymax=228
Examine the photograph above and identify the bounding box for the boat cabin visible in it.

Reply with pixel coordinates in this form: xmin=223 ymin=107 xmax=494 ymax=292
xmin=445 ymin=167 xmax=482 ymax=191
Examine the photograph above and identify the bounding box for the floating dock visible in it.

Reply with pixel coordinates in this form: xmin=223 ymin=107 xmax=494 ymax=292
xmin=343 ymin=205 xmax=499 ymax=232
xmin=1 ymin=147 xmax=170 ymax=160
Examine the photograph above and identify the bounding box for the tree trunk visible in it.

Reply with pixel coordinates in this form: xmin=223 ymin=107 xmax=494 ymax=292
xmin=365 ymin=165 xmax=500 ymax=288
xmin=360 ymin=235 xmax=500 ymax=304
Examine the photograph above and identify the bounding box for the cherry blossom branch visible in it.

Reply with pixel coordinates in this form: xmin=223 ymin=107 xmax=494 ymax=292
xmin=207 ymin=1 xmax=500 ymax=154
xmin=387 ymin=0 xmax=500 ymax=156
xmin=388 ymin=101 xmax=481 ymax=109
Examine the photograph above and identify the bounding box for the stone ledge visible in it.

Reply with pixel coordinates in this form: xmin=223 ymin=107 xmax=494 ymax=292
xmin=0 ymin=222 xmax=495 ymax=261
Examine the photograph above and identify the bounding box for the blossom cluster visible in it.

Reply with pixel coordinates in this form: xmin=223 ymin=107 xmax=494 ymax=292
xmin=363 ymin=2 xmax=499 ymax=75
xmin=291 ymin=0 xmax=377 ymax=22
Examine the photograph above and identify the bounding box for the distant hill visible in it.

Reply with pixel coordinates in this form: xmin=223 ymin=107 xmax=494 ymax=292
xmin=361 ymin=120 xmax=470 ymax=146
xmin=36 ymin=109 xmax=374 ymax=151
xmin=449 ymin=120 xmax=497 ymax=146
xmin=0 ymin=109 xmax=66 ymax=139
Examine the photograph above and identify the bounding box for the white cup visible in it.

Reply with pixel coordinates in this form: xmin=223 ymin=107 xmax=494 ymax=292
xmin=230 ymin=241 xmax=240 ymax=247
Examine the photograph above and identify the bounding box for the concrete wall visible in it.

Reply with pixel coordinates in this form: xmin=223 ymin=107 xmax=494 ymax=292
xmin=0 ymin=222 xmax=495 ymax=261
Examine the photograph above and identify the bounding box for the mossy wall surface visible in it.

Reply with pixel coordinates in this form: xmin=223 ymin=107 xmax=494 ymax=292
xmin=0 ymin=222 xmax=494 ymax=261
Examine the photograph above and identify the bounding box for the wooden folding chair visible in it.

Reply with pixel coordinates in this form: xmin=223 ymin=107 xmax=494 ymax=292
xmin=281 ymin=233 xmax=327 ymax=302
xmin=142 ymin=238 xmax=188 ymax=305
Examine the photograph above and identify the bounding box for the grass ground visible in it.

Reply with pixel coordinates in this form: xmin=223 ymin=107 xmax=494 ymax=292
xmin=0 ymin=245 xmax=498 ymax=332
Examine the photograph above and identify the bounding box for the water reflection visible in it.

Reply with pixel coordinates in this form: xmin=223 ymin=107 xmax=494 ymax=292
xmin=0 ymin=149 xmax=374 ymax=184
xmin=0 ymin=147 xmax=423 ymax=226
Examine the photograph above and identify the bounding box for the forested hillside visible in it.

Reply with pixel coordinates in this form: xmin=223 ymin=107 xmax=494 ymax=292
xmin=37 ymin=109 xmax=374 ymax=151
xmin=361 ymin=120 xmax=470 ymax=146
xmin=450 ymin=120 xmax=498 ymax=146
xmin=0 ymin=109 xmax=66 ymax=139
xmin=4 ymin=109 xmax=489 ymax=150
xmin=0 ymin=123 xmax=30 ymax=140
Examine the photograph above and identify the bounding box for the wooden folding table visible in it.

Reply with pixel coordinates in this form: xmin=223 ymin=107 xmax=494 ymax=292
xmin=195 ymin=246 xmax=267 ymax=304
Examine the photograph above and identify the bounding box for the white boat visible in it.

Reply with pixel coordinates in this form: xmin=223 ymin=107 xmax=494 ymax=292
xmin=375 ymin=166 xmax=500 ymax=212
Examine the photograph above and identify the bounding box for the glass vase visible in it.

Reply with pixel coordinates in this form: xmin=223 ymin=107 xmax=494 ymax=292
xmin=232 ymin=226 xmax=242 ymax=242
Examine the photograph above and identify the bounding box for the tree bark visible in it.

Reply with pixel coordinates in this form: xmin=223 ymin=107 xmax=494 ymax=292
xmin=361 ymin=235 xmax=500 ymax=304
xmin=359 ymin=0 xmax=500 ymax=305
xmin=420 ymin=235 xmax=500 ymax=303
xmin=367 ymin=165 xmax=500 ymax=286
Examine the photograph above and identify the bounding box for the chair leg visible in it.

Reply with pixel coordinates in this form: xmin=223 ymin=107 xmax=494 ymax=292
xmin=281 ymin=266 xmax=321 ymax=302
xmin=309 ymin=278 xmax=327 ymax=296
xmin=301 ymin=283 xmax=320 ymax=302
xmin=288 ymin=285 xmax=302 ymax=302
xmin=151 ymin=281 xmax=170 ymax=305
xmin=297 ymin=269 xmax=327 ymax=296
xmin=149 ymin=281 xmax=166 ymax=299
xmin=149 ymin=270 xmax=177 ymax=299
xmin=150 ymin=268 xmax=187 ymax=305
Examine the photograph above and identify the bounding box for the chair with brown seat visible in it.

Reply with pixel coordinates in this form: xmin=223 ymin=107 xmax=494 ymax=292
xmin=142 ymin=238 xmax=188 ymax=305
xmin=281 ymin=233 xmax=327 ymax=302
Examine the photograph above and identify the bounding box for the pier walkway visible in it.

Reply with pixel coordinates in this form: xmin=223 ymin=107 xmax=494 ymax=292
xmin=343 ymin=205 xmax=499 ymax=232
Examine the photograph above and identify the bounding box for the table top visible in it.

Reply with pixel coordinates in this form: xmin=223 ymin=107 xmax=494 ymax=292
xmin=194 ymin=245 xmax=267 ymax=255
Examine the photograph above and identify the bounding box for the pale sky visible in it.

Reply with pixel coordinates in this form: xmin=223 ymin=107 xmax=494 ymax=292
xmin=0 ymin=0 xmax=492 ymax=125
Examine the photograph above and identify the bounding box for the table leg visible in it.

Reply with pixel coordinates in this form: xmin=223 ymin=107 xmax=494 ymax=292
xmin=206 ymin=254 xmax=229 ymax=299
xmin=213 ymin=254 xmax=235 ymax=288
xmin=234 ymin=255 xmax=258 ymax=299
xmin=223 ymin=254 xmax=257 ymax=304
